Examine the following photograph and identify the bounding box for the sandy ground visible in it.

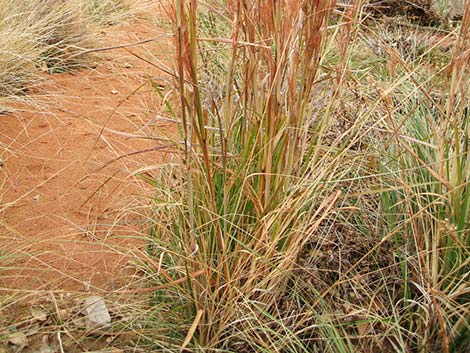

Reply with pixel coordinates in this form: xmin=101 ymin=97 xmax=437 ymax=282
xmin=0 ymin=1 xmax=174 ymax=294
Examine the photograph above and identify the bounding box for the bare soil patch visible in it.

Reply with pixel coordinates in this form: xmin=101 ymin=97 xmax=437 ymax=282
xmin=0 ymin=1 xmax=173 ymax=293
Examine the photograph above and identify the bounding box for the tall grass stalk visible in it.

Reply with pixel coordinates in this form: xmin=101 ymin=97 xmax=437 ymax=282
xmin=147 ymin=0 xmax=357 ymax=350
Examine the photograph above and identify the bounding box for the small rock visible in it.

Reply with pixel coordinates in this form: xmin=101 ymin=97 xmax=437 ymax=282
xmin=31 ymin=307 xmax=48 ymax=322
xmin=8 ymin=332 xmax=28 ymax=346
xmin=123 ymin=62 xmax=132 ymax=68
xmin=33 ymin=194 xmax=40 ymax=201
xmin=83 ymin=296 xmax=111 ymax=330
xmin=111 ymin=90 xmax=118 ymax=95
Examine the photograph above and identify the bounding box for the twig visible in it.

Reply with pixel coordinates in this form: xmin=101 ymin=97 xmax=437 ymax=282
xmin=64 ymin=33 xmax=174 ymax=61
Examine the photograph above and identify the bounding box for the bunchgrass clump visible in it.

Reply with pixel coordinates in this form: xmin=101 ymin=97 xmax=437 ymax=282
xmin=0 ymin=0 xmax=88 ymax=97
xmin=145 ymin=0 xmax=376 ymax=351
xmin=0 ymin=0 xmax=130 ymax=105
xmin=144 ymin=1 xmax=470 ymax=352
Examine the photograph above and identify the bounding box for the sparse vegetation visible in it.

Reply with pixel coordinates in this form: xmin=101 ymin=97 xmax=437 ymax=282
xmin=86 ymin=0 xmax=131 ymax=24
xmin=0 ymin=0 xmax=128 ymax=105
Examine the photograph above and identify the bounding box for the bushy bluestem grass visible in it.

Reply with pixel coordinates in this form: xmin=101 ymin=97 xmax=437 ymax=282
xmin=145 ymin=1 xmax=470 ymax=352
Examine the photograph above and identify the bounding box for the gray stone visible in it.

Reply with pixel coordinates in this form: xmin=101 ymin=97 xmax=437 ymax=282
xmin=82 ymin=296 xmax=111 ymax=330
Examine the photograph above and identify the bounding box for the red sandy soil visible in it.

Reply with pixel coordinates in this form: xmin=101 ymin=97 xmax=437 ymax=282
xmin=0 ymin=1 xmax=174 ymax=294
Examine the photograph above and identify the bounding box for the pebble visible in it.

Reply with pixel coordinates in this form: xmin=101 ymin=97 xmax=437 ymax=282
xmin=83 ymin=296 xmax=112 ymax=330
